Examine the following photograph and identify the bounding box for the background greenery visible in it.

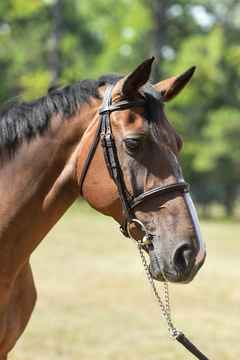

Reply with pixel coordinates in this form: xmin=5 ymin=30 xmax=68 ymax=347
xmin=8 ymin=202 xmax=240 ymax=360
xmin=0 ymin=0 xmax=240 ymax=215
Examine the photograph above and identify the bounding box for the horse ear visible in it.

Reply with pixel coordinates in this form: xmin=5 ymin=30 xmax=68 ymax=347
xmin=154 ymin=66 xmax=196 ymax=102
xmin=112 ymin=57 xmax=154 ymax=102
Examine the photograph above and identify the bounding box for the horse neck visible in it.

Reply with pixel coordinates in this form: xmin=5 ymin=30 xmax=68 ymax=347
xmin=0 ymin=101 xmax=98 ymax=276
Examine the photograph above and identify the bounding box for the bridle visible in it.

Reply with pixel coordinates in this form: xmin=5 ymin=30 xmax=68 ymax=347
xmin=78 ymin=82 xmax=209 ymax=360
xmin=79 ymin=82 xmax=190 ymax=240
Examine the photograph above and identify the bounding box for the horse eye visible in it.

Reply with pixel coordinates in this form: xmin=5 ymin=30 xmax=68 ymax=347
xmin=125 ymin=139 xmax=140 ymax=151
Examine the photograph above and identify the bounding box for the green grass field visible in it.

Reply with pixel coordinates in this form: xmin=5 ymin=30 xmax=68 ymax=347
xmin=9 ymin=201 xmax=240 ymax=360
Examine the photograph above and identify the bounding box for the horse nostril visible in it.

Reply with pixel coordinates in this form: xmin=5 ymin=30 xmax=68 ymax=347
xmin=173 ymin=245 xmax=193 ymax=274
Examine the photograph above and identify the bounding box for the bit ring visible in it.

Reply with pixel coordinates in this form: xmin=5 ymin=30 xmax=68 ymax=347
xmin=127 ymin=219 xmax=152 ymax=245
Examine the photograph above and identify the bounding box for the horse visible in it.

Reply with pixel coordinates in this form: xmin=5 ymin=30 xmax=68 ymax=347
xmin=0 ymin=57 xmax=206 ymax=359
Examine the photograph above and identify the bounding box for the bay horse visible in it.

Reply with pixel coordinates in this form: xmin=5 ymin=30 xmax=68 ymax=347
xmin=0 ymin=57 xmax=206 ymax=359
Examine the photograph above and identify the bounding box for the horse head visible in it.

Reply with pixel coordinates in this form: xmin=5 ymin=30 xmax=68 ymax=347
xmin=78 ymin=57 xmax=206 ymax=284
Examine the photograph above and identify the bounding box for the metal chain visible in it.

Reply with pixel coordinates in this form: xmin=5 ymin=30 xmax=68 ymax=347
xmin=137 ymin=242 xmax=180 ymax=340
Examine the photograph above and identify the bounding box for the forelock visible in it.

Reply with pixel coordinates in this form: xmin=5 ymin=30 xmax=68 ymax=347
xmin=141 ymin=82 xmax=164 ymax=143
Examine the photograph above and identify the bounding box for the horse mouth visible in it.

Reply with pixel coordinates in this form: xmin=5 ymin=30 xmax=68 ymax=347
xmin=148 ymin=244 xmax=206 ymax=284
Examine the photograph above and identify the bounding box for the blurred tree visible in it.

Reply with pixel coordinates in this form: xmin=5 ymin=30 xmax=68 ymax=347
xmin=148 ymin=0 xmax=240 ymax=216
xmin=0 ymin=0 xmax=51 ymax=100
xmin=48 ymin=0 xmax=63 ymax=83
xmin=149 ymin=0 xmax=204 ymax=81
xmin=0 ymin=0 xmax=152 ymax=98
xmin=167 ymin=1 xmax=240 ymax=216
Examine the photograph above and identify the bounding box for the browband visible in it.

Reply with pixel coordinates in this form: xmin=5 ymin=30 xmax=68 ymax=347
xmin=99 ymin=98 xmax=147 ymax=114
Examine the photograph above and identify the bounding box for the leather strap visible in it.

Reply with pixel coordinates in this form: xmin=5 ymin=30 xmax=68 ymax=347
xmin=176 ymin=333 xmax=209 ymax=360
xmin=99 ymin=98 xmax=147 ymax=113
xmin=130 ymin=182 xmax=190 ymax=209
xmin=99 ymin=85 xmax=135 ymax=223
xmin=79 ymin=115 xmax=103 ymax=196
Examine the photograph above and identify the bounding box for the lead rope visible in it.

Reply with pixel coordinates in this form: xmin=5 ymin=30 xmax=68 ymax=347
xmin=137 ymin=243 xmax=179 ymax=340
xmin=137 ymin=242 xmax=210 ymax=360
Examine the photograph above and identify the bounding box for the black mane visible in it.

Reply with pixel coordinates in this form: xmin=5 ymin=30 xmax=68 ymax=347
xmin=0 ymin=74 xmax=123 ymax=149
xmin=0 ymin=73 xmax=163 ymax=149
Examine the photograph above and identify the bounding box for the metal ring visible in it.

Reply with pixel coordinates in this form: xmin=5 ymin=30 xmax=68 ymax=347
xmin=127 ymin=219 xmax=152 ymax=245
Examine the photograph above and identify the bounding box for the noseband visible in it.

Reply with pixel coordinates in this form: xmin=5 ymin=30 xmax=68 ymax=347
xmin=79 ymin=83 xmax=190 ymax=237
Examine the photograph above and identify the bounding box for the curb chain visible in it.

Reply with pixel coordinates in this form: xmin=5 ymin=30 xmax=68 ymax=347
xmin=137 ymin=242 xmax=180 ymax=340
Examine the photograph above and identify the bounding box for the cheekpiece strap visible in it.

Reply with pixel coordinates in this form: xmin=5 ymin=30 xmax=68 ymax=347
xmin=99 ymin=84 xmax=136 ymax=224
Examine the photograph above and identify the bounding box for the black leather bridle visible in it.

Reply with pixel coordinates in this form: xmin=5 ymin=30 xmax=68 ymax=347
xmin=78 ymin=83 xmax=209 ymax=360
xmin=79 ymin=83 xmax=190 ymax=237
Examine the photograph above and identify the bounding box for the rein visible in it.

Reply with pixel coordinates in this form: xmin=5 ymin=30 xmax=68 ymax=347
xmin=133 ymin=225 xmax=209 ymax=360
xmin=79 ymin=83 xmax=209 ymax=360
xmin=138 ymin=243 xmax=209 ymax=360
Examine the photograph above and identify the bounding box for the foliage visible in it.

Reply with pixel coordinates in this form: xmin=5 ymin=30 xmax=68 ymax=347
xmin=0 ymin=0 xmax=151 ymax=99
xmin=161 ymin=1 xmax=240 ymax=215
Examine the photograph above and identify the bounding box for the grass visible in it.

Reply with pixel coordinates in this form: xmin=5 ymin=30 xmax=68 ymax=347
xmin=9 ymin=200 xmax=240 ymax=360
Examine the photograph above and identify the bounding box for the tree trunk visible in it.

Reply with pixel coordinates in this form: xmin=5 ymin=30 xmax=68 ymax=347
xmin=151 ymin=0 xmax=167 ymax=82
xmin=223 ymin=184 xmax=237 ymax=217
xmin=201 ymin=202 xmax=210 ymax=219
xmin=48 ymin=0 xmax=63 ymax=84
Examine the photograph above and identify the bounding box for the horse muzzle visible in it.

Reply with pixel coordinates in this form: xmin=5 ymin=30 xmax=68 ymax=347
xmin=148 ymin=237 xmax=206 ymax=284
